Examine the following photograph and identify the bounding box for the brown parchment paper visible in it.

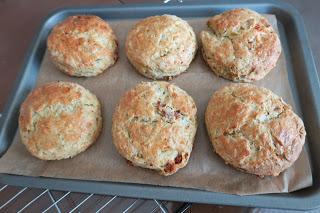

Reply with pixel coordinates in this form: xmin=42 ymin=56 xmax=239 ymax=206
xmin=0 ymin=15 xmax=312 ymax=195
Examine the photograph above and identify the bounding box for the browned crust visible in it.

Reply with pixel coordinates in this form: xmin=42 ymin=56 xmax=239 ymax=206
xmin=205 ymin=83 xmax=306 ymax=176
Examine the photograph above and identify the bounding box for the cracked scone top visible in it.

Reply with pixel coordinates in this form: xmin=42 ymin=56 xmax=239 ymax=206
xmin=112 ymin=81 xmax=197 ymax=175
xmin=125 ymin=15 xmax=197 ymax=79
xmin=19 ymin=82 xmax=102 ymax=160
xmin=47 ymin=15 xmax=118 ymax=77
xmin=205 ymin=84 xmax=306 ymax=176
xmin=200 ymin=8 xmax=281 ymax=82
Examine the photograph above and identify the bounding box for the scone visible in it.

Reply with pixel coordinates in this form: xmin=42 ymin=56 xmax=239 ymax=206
xmin=47 ymin=15 xmax=118 ymax=77
xmin=112 ymin=81 xmax=197 ymax=175
xmin=200 ymin=8 xmax=281 ymax=82
xmin=125 ymin=15 xmax=197 ymax=80
xmin=205 ymin=84 xmax=306 ymax=177
xmin=19 ymin=82 xmax=102 ymax=160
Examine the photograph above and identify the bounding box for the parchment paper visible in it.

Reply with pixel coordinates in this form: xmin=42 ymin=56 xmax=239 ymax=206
xmin=0 ymin=15 xmax=312 ymax=195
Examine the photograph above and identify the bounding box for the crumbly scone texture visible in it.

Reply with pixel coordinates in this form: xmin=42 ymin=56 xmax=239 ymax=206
xmin=125 ymin=15 xmax=197 ymax=80
xmin=47 ymin=15 xmax=118 ymax=77
xmin=205 ymin=84 xmax=306 ymax=177
xmin=112 ymin=81 xmax=197 ymax=175
xmin=19 ymin=81 xmax=102 ymax=160
xmin=200 ymin=8 xmax=281 ymax=82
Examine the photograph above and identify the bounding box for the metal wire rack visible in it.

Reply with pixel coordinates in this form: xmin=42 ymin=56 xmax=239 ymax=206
xmin=0 ymin=184 xmax=191 ymax=212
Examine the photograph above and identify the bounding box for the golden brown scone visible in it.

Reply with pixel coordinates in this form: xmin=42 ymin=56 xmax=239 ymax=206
xmin=205 ymin=84 xmax=306 ymax=177
xmin=47 ymin=15 xmax=118 ymax=77
xmin=19 ymin=82 xmax=102 ymax=160
xmin=112 ymin=81 xmax=197 ymax=175
xmin=125 ymin=15 xmax=197 ymax=80
xmin=200 ymin=8 xmax=281 ymax=82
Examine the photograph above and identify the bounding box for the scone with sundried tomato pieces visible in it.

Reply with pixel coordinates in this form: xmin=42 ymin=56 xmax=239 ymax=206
xmin=112 ymin=81 xmax=197 ymax=175
xmin=205 ymin=84 xmax=306 ymax=177
xmin=200 ymin=8 xmax=281 ymax=82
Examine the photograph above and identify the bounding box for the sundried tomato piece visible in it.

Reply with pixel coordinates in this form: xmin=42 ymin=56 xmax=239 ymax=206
xmin=164 ymin=162 xmax=174 ymax=173
xmin=174 ymin=154 xmax=182 ymax=164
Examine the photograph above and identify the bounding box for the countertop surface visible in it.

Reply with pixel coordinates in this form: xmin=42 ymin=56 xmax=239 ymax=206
xmin=0 ymin=0 xmax=319 ymax=212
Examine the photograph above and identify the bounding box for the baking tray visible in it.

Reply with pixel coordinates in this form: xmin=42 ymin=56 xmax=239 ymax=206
xmin=0 ymin=0 xmax=319 ymax=210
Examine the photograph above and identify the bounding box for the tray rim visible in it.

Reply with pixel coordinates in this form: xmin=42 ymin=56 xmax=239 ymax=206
xmin=0 ymin=0 xmax=319 ymax=210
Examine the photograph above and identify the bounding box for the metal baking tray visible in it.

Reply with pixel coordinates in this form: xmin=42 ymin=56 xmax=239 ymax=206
xmin=0 ymin=0 xmax=319 ymax=210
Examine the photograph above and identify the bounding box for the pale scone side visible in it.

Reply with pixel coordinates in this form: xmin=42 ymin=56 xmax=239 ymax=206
xmin=112 ymin=81 xmax=197 ymax=175
xmin=205 ymin=84 xmax=305 ymax=176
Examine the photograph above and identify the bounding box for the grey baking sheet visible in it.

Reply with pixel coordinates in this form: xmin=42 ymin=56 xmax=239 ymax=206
xmin=0 ymin=1 xmax=319 ymax=210
xmin=0 ymin=15 xmax=312 ymax=196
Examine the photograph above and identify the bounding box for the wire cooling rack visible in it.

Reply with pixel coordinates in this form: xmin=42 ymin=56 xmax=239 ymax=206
xmin=0 ymin=183 xmax=191 ymax=212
